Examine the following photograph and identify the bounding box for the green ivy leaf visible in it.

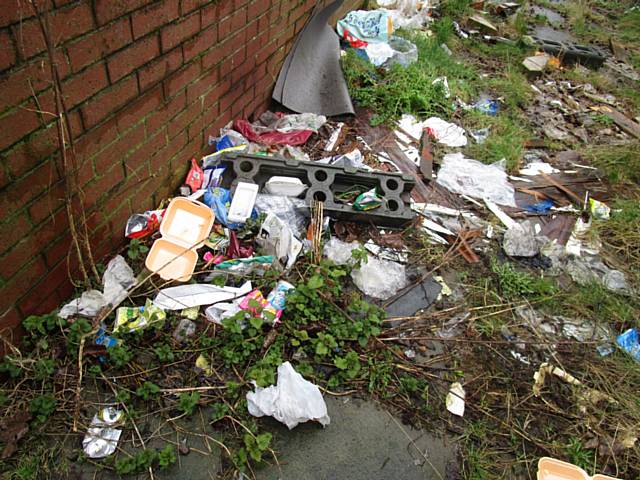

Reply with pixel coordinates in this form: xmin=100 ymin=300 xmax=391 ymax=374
xmin=307 ymin=275 xmax=324 ymax=289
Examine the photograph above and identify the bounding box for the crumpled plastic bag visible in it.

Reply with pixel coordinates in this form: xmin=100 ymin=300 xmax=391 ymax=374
xmin=337 ymin=10 xmax=392 ymax=45
xmin=323 ymin=237 xmax=361 ymax=266
xmin=423 ymin=117 xmax=467 ymax=147
xmin=351 ymin=256 xmax=408 ymax=300
xmin=436 ymin=152 xmax=516 ymax=207
xmin=254 ymin=194 xmax=309 ymax=236
xmin=503 ymin=221 xmax=539 ymax=257
xmin=258 ymin=111 xmax=327 ymax=133
xmin=59 ymin=256 xmax=136 ymax=319
xmin=246 ymin=362 xmax=330 ymax=429
xmin=256 ymin=213 xmax=302 ymax=270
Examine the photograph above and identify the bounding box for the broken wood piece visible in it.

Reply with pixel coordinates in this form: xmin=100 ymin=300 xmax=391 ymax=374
xmin=419 ymin=129 xmax=433 ymax=180
xmin=455 ymin=230 xmax=481 ymax=264
xmin=540 ymin=172 xmax=584 ymax=206
xmin=590 ymin=105 xmax=640 ymax=138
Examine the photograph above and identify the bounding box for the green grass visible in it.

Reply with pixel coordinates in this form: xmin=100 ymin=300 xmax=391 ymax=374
xmin=584 ymin=142 xmax=640 ymax=184
xmin=341 ymin=23 xmax=479 ymax=126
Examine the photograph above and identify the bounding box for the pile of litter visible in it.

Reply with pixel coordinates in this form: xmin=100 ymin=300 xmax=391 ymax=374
xmin=3 ymin=1 xmax=640 ymax=478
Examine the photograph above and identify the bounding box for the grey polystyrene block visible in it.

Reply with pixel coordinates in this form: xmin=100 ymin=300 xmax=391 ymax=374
xmin=216 ymin=152 xmax=416 ymax=228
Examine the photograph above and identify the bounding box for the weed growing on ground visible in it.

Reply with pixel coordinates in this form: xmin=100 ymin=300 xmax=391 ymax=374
xmin=126 ymin=239 xmax=149 ymax=260
xmin=490 ymin=259 xmax=556 ymax=299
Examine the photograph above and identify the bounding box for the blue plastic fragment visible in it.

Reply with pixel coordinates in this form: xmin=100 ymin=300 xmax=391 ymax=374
xmin=216 ymin=135 xmax=234 ymax=152
xmin=524 ymin=199 xmax=554 ymax=214
xmin=616 ymin=328 xmax=640 ymax=362
xmin=474 ymin=97 xmax=499 ymax=116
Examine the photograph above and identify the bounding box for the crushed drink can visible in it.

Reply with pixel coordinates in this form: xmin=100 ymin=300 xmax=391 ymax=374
xmin=82 ymin=407 xmax=124 ymax=458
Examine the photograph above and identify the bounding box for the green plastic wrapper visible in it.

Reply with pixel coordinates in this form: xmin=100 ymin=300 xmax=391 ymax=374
xmin=353 ymin=188 xmax=383 ymax=211
xmin=114 ymin=299 xmax=166 ymax=333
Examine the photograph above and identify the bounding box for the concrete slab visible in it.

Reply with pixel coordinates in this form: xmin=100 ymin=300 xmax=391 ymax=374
xmin=256 ymin=396 xmax=457 ymax=480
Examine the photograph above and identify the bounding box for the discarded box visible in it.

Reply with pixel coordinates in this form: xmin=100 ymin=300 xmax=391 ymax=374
xmin=537 ymin=457 xmax=620 ymax=479
xmin=145 ymin=197 xmax=215 ymax=281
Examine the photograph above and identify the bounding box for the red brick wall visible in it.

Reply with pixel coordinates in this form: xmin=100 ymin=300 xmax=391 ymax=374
xmin=0 ymin=0 xmax=359 ymax=337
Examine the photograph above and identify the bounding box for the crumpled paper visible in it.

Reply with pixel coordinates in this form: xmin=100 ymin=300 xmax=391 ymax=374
xmin=246 ymin=362 xmax=330 ymax=430
xmin=59 ymin=256 xmax=136 ymax=319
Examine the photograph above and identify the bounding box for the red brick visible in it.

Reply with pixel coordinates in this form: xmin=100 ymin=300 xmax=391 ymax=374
xmin=27 ymin=179 xmax=66 ymax=226
xmin=146 ymin=91 xmax=186 ymax=134
xmin=131 ymin=0 xmax=180 ymax=40
xmin=81 ymin=75 xmax=138 ymax=129
xmin=0 ymin=214 xmax=32 ymax=256
xmin=107 ymin=34 xmax=160 ymax=83
xmin=161 ymin=11 xmax=200 ymax=52
xmin=0 ymin=102 xmax=41 ymax=151
xmin=60 ymin=61 xmax=109 ymax=108
xmin=74 ymin=117 xmax=119 ymax=159
xmin=0 ymin=29 xmax=16 ymax=71
xmin=248 ymin=0 xmax=270 ymax=18
xmin=202 ymin=77 xmax=230 ymax=110
xmin=0 ymin=60 xmax=60 ymax=113
xmin=137 ymin=46 xmax=183 ymax=91
xmin=218 ymin=14 xmax=232 ymax=39
xmin=0 ymin=4 xmax=33 ymax=28
xmin=0 ymin=306 xmax=22 ymax=339
xmin=6 ymin=258 xmax=48 ymax=309
xmin=93 ymin=123 xmax=145 ymax=174
xmin=201 ymin=2 xmax=219 ymax=25
xmin=66 ymin=17 xmax=133 ymax=72
xmin=43 ymin=233 xmax=72 ymax=269
xmin=186 ymin=66 xmax=219 ymax=104
xmin=202 ymin=36 xmax=234 ymax=70
xmin=231 ymin=56 xmax=255 ymax=84
xmin=244 ymin=18 xmax=258 ymax=41
xmin=0 ymin=235 xmax=43 ymax=279
xmin=183 ymin=24 xmax=217 ymax=62
xmin=162 ymin=60 xmax=201 ymax=98
xmin=3 ymin=125 xmax=58 ymax=178
xmin=17 ymin=263 xmax=65 ymax=315
xmin=95 ymin=0 xmax=154 ymax=25
xmin=116 ymin=85 xmax=163 ymax=131
xmin=230 ymin=7 xmax=247 ymax=31
xmin=166 ymin=101 xmax=201 ymax=139
xmin=180 ymin=0 xmax=206 ymax=15
xmin=12 ymin=3 xmax=94 ymax=60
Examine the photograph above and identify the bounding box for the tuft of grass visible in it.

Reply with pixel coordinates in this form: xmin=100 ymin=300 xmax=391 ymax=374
xmin=490 ymin=259 xmax=556 ymax=299
xmin=584 ymin=142 xmax=640 ymax=184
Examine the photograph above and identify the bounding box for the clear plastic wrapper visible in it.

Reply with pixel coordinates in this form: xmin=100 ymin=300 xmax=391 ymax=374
xmin=351 ymin=256 xmax=407 ymax=300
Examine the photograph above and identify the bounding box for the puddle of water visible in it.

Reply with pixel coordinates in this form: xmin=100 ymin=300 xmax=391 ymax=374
xmin=532 ymin=5 xmax=565 ymax=27
xmin=532 ymin=25 xmax=576 ymax=44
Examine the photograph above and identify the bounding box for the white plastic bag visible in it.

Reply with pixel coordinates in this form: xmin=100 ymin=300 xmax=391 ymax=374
xmin=423 ymin=117 xmax=467 ymax=147
xmin=436 ymin=152 xmax=516 ymax=207
xmin=59 ymin=255 xmax=136 ymax=319
xmin=246 ymin=362 xmax=330 ymax=429
xmin=351 ymin=256 xmax=407 ymax=300
xmin=323 ymin=237 xmax=361 ymax=265
xmin=256 ymin=213 xmax=303 ymax=270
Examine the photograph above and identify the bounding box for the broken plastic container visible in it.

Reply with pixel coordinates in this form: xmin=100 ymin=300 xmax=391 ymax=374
xmin=145 ymin=198 xmax=215 ymax=282
xmin=537 ymin=457 xmax=620 ymax=480
xmin=228 ymin=182 xmax=259 ymax=224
